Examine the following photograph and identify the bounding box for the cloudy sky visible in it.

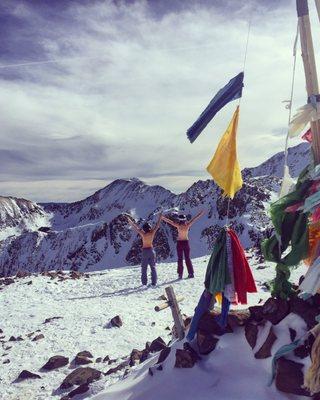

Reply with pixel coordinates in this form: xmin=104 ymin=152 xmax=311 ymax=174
xmin=0 ymin=0 xmax=319 ymax=202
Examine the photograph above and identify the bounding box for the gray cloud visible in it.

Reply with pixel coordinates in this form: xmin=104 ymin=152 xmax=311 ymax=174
xmin=0 ymin=0 xmax=318 ymax=202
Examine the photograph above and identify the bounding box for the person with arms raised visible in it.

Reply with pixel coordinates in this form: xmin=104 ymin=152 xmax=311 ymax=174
xmin=126 ymin=212 xmax=162 ymax=287
xmin=161 ymin=210 xmax=205 ymax=279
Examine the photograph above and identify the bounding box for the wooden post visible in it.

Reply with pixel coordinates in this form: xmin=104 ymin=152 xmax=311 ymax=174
xmin=165 ymin=286 xmax=185 ymax=340
xmin=154 ymin=296 xmax=184 ymax=312
xmin=296 ymin=0 xmax=320 ymax=164
xmin=315 ymin=0 xmax=320 ymax=23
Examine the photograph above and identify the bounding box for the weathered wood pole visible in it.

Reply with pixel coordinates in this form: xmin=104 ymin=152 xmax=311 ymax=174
xmin=296 ymin=0 xmax=320 ymax=164
xmin=154 ymin=296 xmax=184 ymax=312
xmin=165 ymin=286 xmax=185 ymax=340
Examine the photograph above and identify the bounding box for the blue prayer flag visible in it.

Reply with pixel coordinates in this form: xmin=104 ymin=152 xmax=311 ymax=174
xmin=186 ymin=72 xmax=244 ymax=143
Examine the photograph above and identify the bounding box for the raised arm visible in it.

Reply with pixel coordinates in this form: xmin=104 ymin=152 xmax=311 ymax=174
xmin=188 ymin=210 xmax=205 ymax=226
xmin=153 ymin=212 xmax=163 ymax=232
xmin=126 ymin=217 xmax=143 ymax=235
xmin=161 ymin=215 xmax=178 ymax=227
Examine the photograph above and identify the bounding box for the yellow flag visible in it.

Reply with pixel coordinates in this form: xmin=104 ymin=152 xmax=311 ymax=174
xmin=206 ymin=106 xmax=243 ymax=198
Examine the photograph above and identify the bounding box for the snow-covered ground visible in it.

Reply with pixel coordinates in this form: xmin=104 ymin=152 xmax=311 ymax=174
xmin=1 ymin=255 xmax=307 ymax=400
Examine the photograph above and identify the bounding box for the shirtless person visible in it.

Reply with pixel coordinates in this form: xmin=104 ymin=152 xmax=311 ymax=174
xmin=161 ymin=210 xmax=205 ymax=279
xmin=126 ymin=212 xmax=162 ymax=287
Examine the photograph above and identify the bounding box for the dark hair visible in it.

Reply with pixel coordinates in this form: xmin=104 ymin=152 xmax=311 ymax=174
xmin=142 ymin=222 xmax=152 ymax=233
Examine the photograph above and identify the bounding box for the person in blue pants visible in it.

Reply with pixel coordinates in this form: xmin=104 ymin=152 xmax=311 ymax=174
xmin=186 ymin=290 xmax=230 ymax=341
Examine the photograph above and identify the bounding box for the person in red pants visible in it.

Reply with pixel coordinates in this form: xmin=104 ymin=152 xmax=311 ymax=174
xmin=161 ymin=210 xmax=205 ymax=279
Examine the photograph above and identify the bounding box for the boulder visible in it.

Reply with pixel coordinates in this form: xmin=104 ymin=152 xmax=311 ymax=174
xmin=197 ymin=331 xmax=219 ymax=355
xmin=149 ymin=337 xmax=167 ymax=353
xmin=3 ymin=359 xmax=10 ymax=364
xmin=275 ymin=357 xmax=310 ymax=396
xmin=110 ymin=316 xmax=123 ymax=328
xmin=227 ymin=310 xmax=250 ymax=329
xmin=32 ymin=334 xmax=44 ymax=342
xmin=294 ymin=335 xmax=315 ymax=359
xmin=248 ymin=305 xmax=264 ymax=322
xmin=17 ymin=370 xmax=41 ymax=381
xmin=290 ymin=297 xmax=319 ymax=328
xmin=103 ymin=355 xmax=110 ymax=363
xmin=105 ymin=360 xmax=129 ymax=376
xmin=60 ymin=367 xmax=101 ymax=389
xmin=60 ymin=384 xmax=89 ymax=400
xmin=157 ymin=347 xmax=171 ymax=364
xmin=245 ymin=323 xmax=259 ymax=349
xmin=254 ymin=327 xmax=277 ymax=359
xmin=174 ymin=346 xmax=200 ymax=368
xmin=15 ymin=270 xmax=31 ymax=279
xmin=42 ymin=355 xmax=69 ymax=370
xmin=129 ymin=349 xmax=149 ymax=366
xmin=262 ymin=298 xmax=290 ymax=325
xmin=95 ymin=357 xmax=102 ymax=363
xmin=74 ymin=355 xmax=92 ymax=366
xmin=76 ymin=351 xmax=93 ymax=358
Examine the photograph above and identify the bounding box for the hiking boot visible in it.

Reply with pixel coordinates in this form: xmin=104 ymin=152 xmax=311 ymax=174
xmin=187 ymin=274 xmax=194 ymax=279
xmin=178 ymin=275 xmax=183 ymax=280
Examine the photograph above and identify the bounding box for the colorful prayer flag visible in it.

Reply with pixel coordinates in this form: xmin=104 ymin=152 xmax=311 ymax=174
xmin=187 ymin=72 xmax=244 ymax=143
xmin=206 ymin=106 xmax=243 ymax=198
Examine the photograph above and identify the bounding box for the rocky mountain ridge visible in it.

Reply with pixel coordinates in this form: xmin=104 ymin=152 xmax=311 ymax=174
xmin=0 ymin=143 xmax=309 ymax=276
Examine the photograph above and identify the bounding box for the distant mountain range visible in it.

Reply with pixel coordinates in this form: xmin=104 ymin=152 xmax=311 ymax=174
xmin=0 ymin=142 xmax=310 ymax=276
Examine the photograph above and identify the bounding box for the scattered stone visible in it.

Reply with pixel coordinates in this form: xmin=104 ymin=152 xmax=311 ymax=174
xmin=4 ymin=346 xmax=12 ymax=351
xmin=95 ymin=357 xmax=102 ymax=363
xmin=105 ymin=360 xmax=129 ymax=376
xmin=174 ymin=346 xmax=200 ymax=368
xmin=158 ymin=294 xmax=167 ymax=301
xmin=15 ymin=270 xmax=31 ymax=279
xmin=60 ymin=384 xmax=89 ymax=400
xmin=32 ymin=334 xmax=44 ymax=342
xmin=60 ymin=367 xmax=101 ymax=389
xmin=74 ymin=355 xmax=92 ymax=366
xmin=151 ymin=322 xmax=156 ymax=327
xmin=3 ymin=359 xmax=10 ymax=364
xmin=17 ymin=370 xmax=41 ymax=381
xmin=9 ymin=336 xmax=23 ymax=342
xmin=103 ymin=355 xmax=110 ymax=363
xmin=43 ymin=316 xmax=63 ymax=324
xmin=149 ymin=337 xmax=167 ymax=353
xmin=165 ymin=326 xmax=170 ymax=331
xmin=26 ymin=281 xmax=33 ymax=285
xmin=275 ymin=357 xmax=310 ymax=396
xmin=255 ymin=326 xmax=277 ymax=359
xmin=1 ymin=277 xmax=15 ymax=286
xmin=197 ymin=331 xmax=219 ymax=355
xmin=110 ymin=315 xmax=123 ymax=328
xmin=227 ymin=310 xmax=250 ymax=329
xmin=42 ymin=355 xmax=69 ymax=370
xmin=289 ymin=328 xmax=297 ymax=342
xmin=0 ymin=328 xmax=3 ymax=334
xmin=157 ymin=347 xmax=171 ymax=364
xmin=129 ymin=349 xmax=149 ymax=366
xmin=248 ymin=305 xmax=264 ymax=322
xmin=294 ymin=335 xmax=315 ymax=359
xmin=69 ymin=271 xmax=82 ymax=280
xmin=76 ymin=351 xmax=93 ymax=358
xmin=245 ymin=323 xmax=259 ymax=349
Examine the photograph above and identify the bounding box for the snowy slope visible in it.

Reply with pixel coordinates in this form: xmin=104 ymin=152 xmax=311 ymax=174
xmin=0 ymin=256 xmax=308 ymax=400
xmin=0 ymin=196 xmax=49 ymax=242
